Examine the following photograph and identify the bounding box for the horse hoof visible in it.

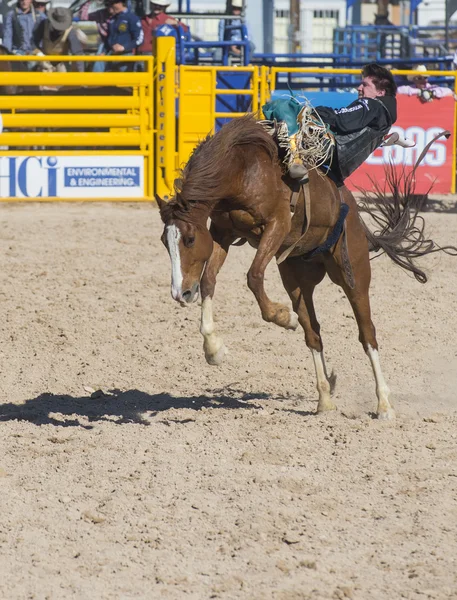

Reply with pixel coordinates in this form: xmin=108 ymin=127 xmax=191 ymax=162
xmin=269 ymin=304 xmax=298 ymax=330
xmin=317 ymin=400 xmax=337 ymax=413
xmin=287 ymin=311 xmax=299 ymax=330
xmin=205 ymin=343 xmax=228 ymax=366
xmin=377 ymin=407 xmax=396 ymax=420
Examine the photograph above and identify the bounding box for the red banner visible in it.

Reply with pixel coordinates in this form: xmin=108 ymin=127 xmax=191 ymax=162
xmin=346 ymin=96 xmax=455 ymax=194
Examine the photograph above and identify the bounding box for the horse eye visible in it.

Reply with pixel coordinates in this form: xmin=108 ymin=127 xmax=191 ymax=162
xmin=185 ymin=236 xmax=195 ymax=248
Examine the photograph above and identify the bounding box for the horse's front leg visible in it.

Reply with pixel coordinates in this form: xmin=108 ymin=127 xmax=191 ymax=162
xmin=247 ymin=219 xmax=298 ymax=330
xmin=199 ymin=228 xmax=233 ymax=366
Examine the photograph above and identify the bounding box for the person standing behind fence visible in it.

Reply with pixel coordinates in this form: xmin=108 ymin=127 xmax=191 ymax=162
xmin=3 ymin=0 xmax=45 ymax=62
xmin=218 ymin=0 xmax=244 ymax=57
xmin=138 ymin=0 xmax=188 ymax=55
xmin=397 ymin=64 xmax=456 ymax=102
xmin=77 ymin=0 xmax=114 ymax=72
xmin=104 ymin=0 xmax=143 ymax=71
xmin=0 ymin=0 xmax=8 ymax=44
xmin=33 ymin=7 xmax=84 ymax=73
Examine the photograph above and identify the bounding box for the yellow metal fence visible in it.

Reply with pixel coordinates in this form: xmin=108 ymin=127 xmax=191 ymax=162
xmin=0 ymin=45 xmax=455 ymax=200
xmin=0 ymin=55 xmax=154 ymax=201
xmin=155 ymin=37 xmax=457 ymax=198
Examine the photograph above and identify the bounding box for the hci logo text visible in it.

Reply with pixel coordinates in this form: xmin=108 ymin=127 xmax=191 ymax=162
xmin=0 ymin=157 xmax=58 ymax=198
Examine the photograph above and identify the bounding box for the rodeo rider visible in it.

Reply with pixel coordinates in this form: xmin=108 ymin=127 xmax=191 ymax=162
xmin=264 ymin=63 xmax=413 ymax=182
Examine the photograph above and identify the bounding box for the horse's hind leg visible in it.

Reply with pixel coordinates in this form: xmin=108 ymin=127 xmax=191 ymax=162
xmin=278 ymin=258 xmax=336 ymax=413
xmin=199 ymin=226 xmax=233 ymax=366
xmin=324 ymin=228 xmax=395 ymax=420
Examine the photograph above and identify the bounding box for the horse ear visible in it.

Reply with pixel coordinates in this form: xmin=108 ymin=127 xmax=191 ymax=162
xmin=155 ymin=194 xmax=167 ymax=215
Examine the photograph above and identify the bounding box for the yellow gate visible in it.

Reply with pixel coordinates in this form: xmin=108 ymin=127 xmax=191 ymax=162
xmin=154 ymin=36 xmax=265 ymax=199
xmin=0 ymin=55 xmax=154 ymax=201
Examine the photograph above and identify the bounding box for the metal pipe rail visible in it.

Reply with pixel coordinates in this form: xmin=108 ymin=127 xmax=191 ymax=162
xmin=0 ymin=72 xmax=151 ymax=86
xmin=1 ymin=114 xmax=142 ymax=128
xmin=0 ymin=97 xmax=142 ymax=110
xmin=0 ymin=55 xmax=150 ymax=62
xmin=0 ymin=55 xmax=155 ymax=201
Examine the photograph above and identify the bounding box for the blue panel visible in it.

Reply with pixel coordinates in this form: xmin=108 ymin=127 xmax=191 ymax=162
xmin=270 ymin=90 xmax=357 ymax=109
xmin=215 ymin=71 xmax=253 ymax=130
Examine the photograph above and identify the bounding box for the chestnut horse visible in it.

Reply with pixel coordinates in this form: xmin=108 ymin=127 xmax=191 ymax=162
xmin=156 ymin=115 xmax=451 ymax=420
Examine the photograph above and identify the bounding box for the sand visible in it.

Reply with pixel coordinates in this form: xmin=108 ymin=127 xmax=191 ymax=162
xmin=0 ymin=199 xmax=456 ymax=600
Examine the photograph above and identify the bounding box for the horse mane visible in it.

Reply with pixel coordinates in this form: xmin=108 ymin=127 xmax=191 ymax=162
xmin=161 ymin=115 xmax=279 ymax=222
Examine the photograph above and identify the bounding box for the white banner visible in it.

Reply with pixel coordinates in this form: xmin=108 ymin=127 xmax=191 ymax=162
xmin=0 ymin=155 xmax=145 ymax=199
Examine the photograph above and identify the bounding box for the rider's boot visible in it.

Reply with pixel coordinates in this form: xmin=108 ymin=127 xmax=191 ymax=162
xmin=382 ymin=131 xmax=416 ymax=148
xmin=288 ymin=134 xmax=308 ymax=180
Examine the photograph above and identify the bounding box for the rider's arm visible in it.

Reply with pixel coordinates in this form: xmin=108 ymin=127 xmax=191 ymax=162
xmin=315 ymin=99 xmax=381 ymax=135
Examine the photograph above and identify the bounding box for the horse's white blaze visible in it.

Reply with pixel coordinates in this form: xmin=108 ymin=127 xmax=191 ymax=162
xmin=311 ymin=348 xmax=335 ymax=412
xmin=166 ymin=225 xmax=183 ymax=300
xmin=366 ymin=344 xmax=394 ymax=419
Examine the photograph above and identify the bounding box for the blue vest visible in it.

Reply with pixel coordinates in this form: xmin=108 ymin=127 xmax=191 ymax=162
xmin=107 ymin=9 xmax=141 ymax=52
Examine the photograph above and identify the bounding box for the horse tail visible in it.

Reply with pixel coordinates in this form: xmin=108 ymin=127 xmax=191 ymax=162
xmin=357 ymin=160 xmax=457 ymax=284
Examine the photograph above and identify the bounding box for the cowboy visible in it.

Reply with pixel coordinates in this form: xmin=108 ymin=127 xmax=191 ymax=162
xmin=397 ymin=64 xmax=456 ymax=102
xmin=138 ymin=0 xmax=188 ymax=55
xmin=264 ymin=63 xmax=410 ymax=181
xmin=104 ymin=0 xmax=143 ymax=71
xmin=33 ymin=7 xmax=84 ymax=72
xmin=3 ymin=0 xmax=45 ymax=56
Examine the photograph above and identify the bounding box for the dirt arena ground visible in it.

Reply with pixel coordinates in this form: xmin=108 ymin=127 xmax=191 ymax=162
xmin=1 ymin=198 xmax=456 ymax=600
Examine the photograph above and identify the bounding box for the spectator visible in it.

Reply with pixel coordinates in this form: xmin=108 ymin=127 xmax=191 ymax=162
xmin=33 ymin=0 xmax=49 ymax=15
xmin=3 ymin=0 xmax=45 ymax=56
xmin=78 ymin=0 xmax=114 ymax=73
xmin=138 ymin=0 xmax=188 ymax=55
xmin=78 ymin=0 xmax=114 ymax=72
xmin=33 ymin=7 xmax=84 ymax=72
xmin=104 ymin=0 xmax=143 ymax=71
xmin=218 ymin=0 xmax=244 ymax=57
xmin=397 ymin=64 xmax=456 ymax=102
xmin=0 ymin=0 xmax=9 ymax=42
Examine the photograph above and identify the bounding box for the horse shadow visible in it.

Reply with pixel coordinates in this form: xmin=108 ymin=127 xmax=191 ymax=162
xmin=0 ymin=388 xmax=297 ymax=428
xmin=421 ymin=198 xmax=457 ymax=213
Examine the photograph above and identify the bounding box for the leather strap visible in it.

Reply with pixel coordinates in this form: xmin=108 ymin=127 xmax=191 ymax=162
xmin=277 ymin=181 xmax=312 ymax=264
xmin=338 ymin=188 xmax=355 ymax=289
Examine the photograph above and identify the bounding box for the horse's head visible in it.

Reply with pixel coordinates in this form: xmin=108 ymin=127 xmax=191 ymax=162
xmin=157 ymin=195 xmax=213 ymax=305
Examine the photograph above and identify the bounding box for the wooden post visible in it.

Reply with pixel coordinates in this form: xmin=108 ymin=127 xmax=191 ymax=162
xmin=289 ymin=0 xmax=301 ymax=53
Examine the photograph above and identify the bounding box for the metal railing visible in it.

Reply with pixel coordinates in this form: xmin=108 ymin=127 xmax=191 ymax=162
xmin=334 ymin=25 xmax=457 ymax=62
xmin=0 ymin=55 xmax=154 ymax=201
xmin=1 ymin=41 xmax=456 ymax=200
